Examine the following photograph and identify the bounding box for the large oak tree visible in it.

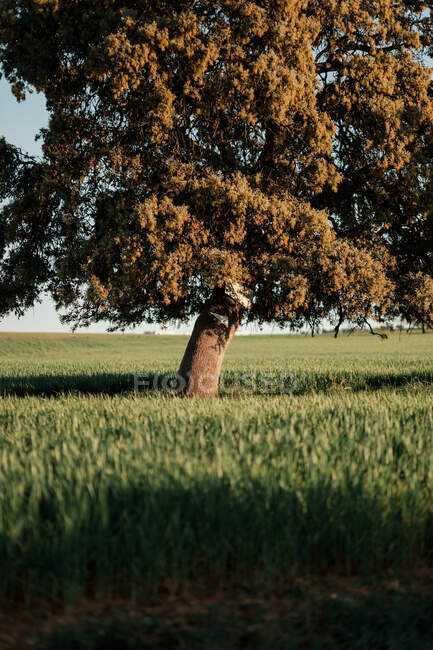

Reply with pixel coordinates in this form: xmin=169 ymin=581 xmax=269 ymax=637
xmin=0 ymin=0 xmax=432 ymax=395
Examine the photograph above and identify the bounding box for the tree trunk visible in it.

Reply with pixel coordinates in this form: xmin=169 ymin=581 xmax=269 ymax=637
xmin=178 ymin=289 xmax=243 ymax=397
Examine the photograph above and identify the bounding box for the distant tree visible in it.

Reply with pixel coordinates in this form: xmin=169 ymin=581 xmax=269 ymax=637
xmin=0 ymin=1 xmax=432 ymax=395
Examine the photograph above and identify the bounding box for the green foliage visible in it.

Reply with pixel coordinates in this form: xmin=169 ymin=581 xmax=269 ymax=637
xmin=0 ymin=138 xmax=52 ymax=317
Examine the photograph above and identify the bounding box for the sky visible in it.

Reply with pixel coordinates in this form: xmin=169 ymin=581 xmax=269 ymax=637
xmin=0 ymin=78 xmax=68 ymax=332
xmin=0 ymin=78 xmax=280 ymax=334
xmin=0 ymin=77 xmax=164 ymax=333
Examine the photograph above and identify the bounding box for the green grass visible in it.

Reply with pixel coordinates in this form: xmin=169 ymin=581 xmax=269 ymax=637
xmin=0 ymin=330 xmax=431 ymax=396
xmin=1 ymin=331 xmax=433 ymax=647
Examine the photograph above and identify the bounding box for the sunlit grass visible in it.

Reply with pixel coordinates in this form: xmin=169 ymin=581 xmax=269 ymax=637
xmin=0 ymin=331 xmax=432 ymax=605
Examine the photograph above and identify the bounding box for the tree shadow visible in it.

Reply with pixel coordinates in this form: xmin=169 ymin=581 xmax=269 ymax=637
xmin=2 ymin=478 xmax=433 ymax=604
xmin=0 ymin=372 xmax=136 ymax=397
xmin=0 ymin=368 xmax=431 ymax=397
xmin=3 ymin=478 xmax=433 ymax=648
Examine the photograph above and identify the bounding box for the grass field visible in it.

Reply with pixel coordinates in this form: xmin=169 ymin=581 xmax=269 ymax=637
xmin=1 ymin=331 xmax=433 ymax=648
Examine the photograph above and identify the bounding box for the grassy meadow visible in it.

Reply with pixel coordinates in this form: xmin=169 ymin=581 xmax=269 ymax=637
xmin=1 ymin=330 xmax=433 ymax=648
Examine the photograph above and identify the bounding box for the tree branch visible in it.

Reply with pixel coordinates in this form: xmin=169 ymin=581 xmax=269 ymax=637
xmin=364 ymin=320 xmax=388 ymax=339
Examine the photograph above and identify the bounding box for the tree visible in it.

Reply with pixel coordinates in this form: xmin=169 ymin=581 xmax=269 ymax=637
xmin=0 ymin=1 xmax=432 ymax=395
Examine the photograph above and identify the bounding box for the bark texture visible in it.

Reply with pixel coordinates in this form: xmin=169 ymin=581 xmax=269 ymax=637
xmin=178 ymin=290 xmax=243 ymax=397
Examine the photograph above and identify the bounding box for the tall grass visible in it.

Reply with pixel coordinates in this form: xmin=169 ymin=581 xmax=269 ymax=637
xmin=0 ymin=332 xmax=432 ymax=604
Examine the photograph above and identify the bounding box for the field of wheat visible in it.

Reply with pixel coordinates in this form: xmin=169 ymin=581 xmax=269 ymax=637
xmin=1 ymin=331 xmax=433 ymax=648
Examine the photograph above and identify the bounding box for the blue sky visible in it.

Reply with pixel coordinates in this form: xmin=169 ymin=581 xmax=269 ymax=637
xmin=0 ymin=78 xmax=65 ymax=332
xmin=0 ymin=78 xmax=47 ymax=157
xmin=0 ymin=78 xmax=156 ymax=332
xmin=0 ymin=78 xmax=137 ymax=332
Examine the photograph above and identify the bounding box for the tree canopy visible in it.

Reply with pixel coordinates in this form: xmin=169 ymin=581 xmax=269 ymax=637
xmin=0 ymin=0 xmax=432 ymax=333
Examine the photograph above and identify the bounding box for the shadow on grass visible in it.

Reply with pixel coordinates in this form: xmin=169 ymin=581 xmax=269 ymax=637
xmin=2 ymin=478 xmax=433 ymax=607
xmin=0 ymin=372 xmax=136 ymax=397
xmin=0 ymin=368 xmax=432 ymax=397
xmin=38 ymin=589 xmax=433 ymax=650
